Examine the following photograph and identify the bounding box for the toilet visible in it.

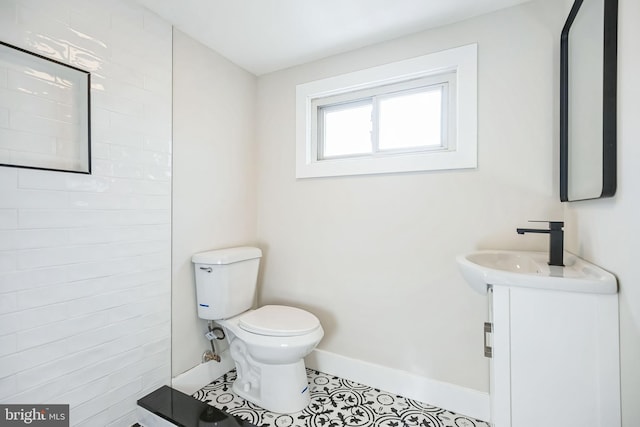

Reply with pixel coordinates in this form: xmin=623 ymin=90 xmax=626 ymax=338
xmin=192 ymin=246 xmax=324 ymax=414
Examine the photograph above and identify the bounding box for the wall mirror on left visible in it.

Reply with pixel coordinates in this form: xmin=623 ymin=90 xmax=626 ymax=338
xmin=0 ymin=41 xmax=91 ymax=174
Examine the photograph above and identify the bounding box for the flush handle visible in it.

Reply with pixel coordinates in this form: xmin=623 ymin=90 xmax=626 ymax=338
xmin=200 ymin=267 xmax=212 ymax=273
xmin=484 ymin=322 xmax=493 ymax=358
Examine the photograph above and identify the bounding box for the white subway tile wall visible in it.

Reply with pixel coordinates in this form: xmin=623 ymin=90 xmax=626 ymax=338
xmin=0 ymin=1 xmax=172 ymax=426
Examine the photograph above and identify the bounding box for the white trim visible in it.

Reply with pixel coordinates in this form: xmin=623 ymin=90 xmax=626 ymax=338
xmin=168 ymin=348 xmax=490 ymax=422
xmin=305 ymin=348 xmax=490 ymax=422
xmin=171 ymin=350 xmax=235 ymax=396
xmin=296 ymin=43 xmax=477 ymax=178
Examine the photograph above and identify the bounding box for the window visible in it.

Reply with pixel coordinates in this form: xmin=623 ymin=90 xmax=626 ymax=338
xmin=315 ymin=74 xmax=454 ymax=160
xmin=296 ymin=44 xmax=477 ymax=178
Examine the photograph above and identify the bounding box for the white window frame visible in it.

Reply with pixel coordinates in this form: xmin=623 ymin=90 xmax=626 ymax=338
xmin=296 ymin=43 xmax=477 ymax=178
xmin=314 ymin=73 xmax=455 ymax=160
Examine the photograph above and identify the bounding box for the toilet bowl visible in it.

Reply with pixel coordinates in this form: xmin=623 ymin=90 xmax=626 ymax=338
xmin=192 ymin=247 xmax=324 ymax=414
xmin=217 ymin=305 xmax=324 ymax=413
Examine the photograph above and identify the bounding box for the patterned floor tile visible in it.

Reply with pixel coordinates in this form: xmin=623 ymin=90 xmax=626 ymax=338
xmin=193 ymin=369 xmax=490 ymax=427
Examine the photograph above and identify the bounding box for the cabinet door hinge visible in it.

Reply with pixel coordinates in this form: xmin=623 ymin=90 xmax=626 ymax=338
xmin=484 ymin=322 xmax=493 ymax=358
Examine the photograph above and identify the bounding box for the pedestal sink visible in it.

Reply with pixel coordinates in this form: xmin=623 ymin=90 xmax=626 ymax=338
xmin=456 ymin=250 xmax=617 ymax=295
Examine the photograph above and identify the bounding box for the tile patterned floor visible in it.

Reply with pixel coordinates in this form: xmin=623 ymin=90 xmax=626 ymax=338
xmin=193 ymin=369 xmax=490 ymax=427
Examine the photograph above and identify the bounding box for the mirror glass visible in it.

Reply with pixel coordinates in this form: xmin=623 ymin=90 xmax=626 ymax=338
xmin=0 ymin=41 xmax=91 ymax=174
xmin=560 ymin=0 xmax=617 ymax=201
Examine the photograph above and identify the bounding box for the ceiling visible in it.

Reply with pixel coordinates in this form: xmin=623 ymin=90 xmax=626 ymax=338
xmin=137 ymin=0 xmax=531 ymax=76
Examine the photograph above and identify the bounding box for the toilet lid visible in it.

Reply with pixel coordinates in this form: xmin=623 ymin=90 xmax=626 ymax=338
xmin=238 ymin=305 xmax=320 ymax=337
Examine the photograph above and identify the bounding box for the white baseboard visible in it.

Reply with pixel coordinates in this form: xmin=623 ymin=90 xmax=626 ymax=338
xmin=169 ymin=348 xmax=490 ymax=422
xmin=305 ymin=348 xmax=490 ymax=422
xmin=171 ymin=350 xmax=235 ymax=396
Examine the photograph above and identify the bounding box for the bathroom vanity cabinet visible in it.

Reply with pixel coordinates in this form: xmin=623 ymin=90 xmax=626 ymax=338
xmin=487 ymin=285 xmax=620 ymax=427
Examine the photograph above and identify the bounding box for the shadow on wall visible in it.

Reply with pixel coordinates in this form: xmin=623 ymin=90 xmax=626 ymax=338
xmin=255 ymin=242 xmax=337 ymax=348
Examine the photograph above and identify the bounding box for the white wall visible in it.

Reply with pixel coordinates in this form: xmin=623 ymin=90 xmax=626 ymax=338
xmin=564 ymin=0 xmax=640 ymax=424
xmin=0 ymin=1 xmax=172 ymax=426
xmin=3 ymin=0 xmax=632 ymax=424
xmin=171 ymin=30 xmax=258 ymax=376
xmin=255 ymin=1 xmax=566 ymax=393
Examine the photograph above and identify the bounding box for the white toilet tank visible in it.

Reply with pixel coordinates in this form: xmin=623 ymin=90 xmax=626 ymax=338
xmin=192 ymin=246 xmax=262 ymax=320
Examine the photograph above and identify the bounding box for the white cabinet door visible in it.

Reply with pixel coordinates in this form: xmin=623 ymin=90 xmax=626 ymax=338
xmin=490 ymin=286 xmax=620 ymax=427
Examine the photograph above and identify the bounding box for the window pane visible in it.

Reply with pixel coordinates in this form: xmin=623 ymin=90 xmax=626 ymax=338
xmin=322 ymin=103 xmax=372 ymax=158
xmin=378 ymin=88 xmax=442 ymax=151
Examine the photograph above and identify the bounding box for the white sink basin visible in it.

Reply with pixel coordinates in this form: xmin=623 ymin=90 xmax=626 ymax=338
xmin=456 ymin=250 xmax=617 ymax=295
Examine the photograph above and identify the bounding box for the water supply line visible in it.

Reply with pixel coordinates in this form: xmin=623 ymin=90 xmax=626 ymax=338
xmin=202 ymin=321 xmax=225 ymax=363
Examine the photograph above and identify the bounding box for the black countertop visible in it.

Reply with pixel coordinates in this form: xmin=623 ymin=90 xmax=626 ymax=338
xmin=137 ymin=386 xmax=260 ymax=427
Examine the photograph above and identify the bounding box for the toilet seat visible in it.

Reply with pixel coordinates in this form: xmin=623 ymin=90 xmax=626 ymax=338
xmin=238 ymin=305 xmax=320 ymax=337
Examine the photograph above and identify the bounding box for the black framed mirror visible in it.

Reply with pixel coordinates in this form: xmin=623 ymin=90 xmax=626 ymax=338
xmin=560 ymin=0 xmax=617 ymax=202
xmin=0 ymin=41 xmax=91 ymax=174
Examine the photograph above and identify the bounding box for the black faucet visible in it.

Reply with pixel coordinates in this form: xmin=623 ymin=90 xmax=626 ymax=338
xmin=516 ymin=221 xmax=564 ymax=266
